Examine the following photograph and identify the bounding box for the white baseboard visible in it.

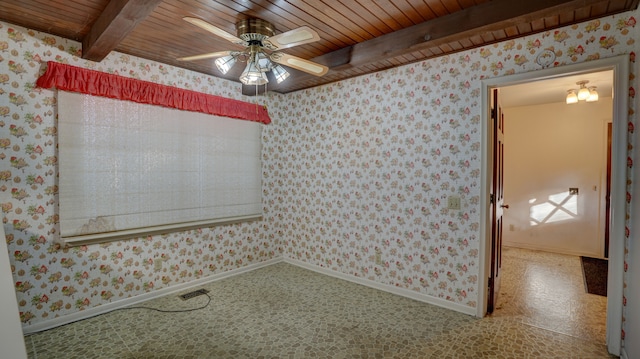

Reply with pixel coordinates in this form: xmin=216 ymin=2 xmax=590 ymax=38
xmin=22 ymin=257 xmax=283 ymax=335
xmin=284 ymin=258 xmax=477 ymax=316
xmin=503 ymin=242 xmax=601 ymax=258
xmin=24 ymin=256 xmax=478 ymax=335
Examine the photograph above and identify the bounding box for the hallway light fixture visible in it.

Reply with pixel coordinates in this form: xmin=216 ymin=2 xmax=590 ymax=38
xmin=586 ymin=86 xmax=599 ymax=102
xmin=566 ymin=80 xmax=598 ymax=104
xmin=566 ymin=90 xmax=578 ymax=104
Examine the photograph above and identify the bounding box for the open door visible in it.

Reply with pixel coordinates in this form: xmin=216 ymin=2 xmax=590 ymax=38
xmin=488 ymin=88 xmax=507 ymax=313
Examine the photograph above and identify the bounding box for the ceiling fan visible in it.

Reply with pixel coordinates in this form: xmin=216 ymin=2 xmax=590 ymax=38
xmin=178 ymin=17 xmax=329 ymax=87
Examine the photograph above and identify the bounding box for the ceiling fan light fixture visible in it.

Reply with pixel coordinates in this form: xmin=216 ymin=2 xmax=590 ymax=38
xmin=240 ymin=52 xmax=268 ymax=86
xmin=256 ymin=51 xmax=271 ymax=68
xmin=214 ymin=55 xmax=237 ymax=74
xmin=566 ymin=90 xmax=578 ymax=104
xmin=272 ymin=65 xmax=290 ymax=84
xmin=180 ymin=17 xmax=327 ymax=92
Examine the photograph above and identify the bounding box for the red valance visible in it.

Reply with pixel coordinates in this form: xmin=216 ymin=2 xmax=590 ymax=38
xmin=36 ymin=61 xmax=271 ymax=124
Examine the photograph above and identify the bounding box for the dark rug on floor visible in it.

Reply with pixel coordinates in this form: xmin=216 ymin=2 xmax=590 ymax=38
xmin=580 ymin=256 xmax=608 ymax=296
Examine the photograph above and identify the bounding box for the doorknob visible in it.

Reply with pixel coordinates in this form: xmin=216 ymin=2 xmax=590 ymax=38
xmin=501 ymin=204 xmax=510 ymax=209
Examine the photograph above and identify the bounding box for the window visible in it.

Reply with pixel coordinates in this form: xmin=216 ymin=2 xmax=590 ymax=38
xmin=57 ymin=91 xmax=262 ymax=245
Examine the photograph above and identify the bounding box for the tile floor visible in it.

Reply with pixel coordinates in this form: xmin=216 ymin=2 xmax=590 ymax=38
xmin=492 ymin=247 xmax=608 ymax=344
xmin=24 ymin=247 xmax=614 ymax=358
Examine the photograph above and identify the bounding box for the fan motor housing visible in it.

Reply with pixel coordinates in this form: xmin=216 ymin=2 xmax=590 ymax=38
xmin=236 ymin=19 xmax=275 ymax=42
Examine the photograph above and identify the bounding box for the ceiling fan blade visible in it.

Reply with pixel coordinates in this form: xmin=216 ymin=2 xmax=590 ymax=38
xmin=177 ymin=50 xmax=233 ymax=62
xmin=183 ymin=17 xmax=246 ymax=45
xmin=270 ymin=53 xmax=328 ymax=76
xmin=263 ymin=26 xmax=320 ymax=50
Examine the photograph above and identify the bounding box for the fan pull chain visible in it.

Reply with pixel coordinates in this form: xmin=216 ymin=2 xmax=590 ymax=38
xmin=255 ymin=82 xmax=266 ymax=114
xmin=255 ymin=83 xmax=259 ymax=113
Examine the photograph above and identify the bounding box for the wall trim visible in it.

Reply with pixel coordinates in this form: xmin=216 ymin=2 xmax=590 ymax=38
xmin=24 ymin=256 xmax=478 ymax=335
xmin=22 ymin=257 xmax=283 ymax=335
xmin=502 ymin=243 xmax=604 ymax=259
xmin=284 ymin=258 xmax=477 ymax=316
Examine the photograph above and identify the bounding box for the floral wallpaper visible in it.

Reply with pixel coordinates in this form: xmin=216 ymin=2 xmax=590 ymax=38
xmin=0 ymin=22 xmax=277 ymax=328
xmin=262 ymin=9 xmax=638 ymax=337
xmin=0 ymin=6 xmax=638 ymax=343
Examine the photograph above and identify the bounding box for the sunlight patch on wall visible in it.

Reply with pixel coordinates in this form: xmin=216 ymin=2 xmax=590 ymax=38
xmin=529 ymin=191 xmax=578 ymax=226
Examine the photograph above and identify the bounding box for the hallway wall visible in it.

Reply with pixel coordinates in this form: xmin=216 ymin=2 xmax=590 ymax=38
xmin=502 ymin=100 xmax=612 ymax=257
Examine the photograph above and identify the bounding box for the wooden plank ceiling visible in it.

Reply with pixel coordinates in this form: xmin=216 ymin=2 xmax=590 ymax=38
xmin=1 ymin=0 xmax=638 ymax=94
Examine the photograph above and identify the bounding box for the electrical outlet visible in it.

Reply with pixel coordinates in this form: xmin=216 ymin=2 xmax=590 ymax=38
xmin=375 ymin=253 xmax=382 ymax=265
xmin=154 ymin=258 xmax=163 ymax=272
xmin=448 ymin=195 xmax=461 ymax=210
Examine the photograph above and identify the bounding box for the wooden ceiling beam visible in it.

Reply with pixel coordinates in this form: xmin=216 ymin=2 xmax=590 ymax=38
xmin=267 ymin=0 xmax=618 ymax=93
xmin=82 ymin=0 xmax=164 ymax=62
xmin=347 ymin=0 xmax=611 ymax=66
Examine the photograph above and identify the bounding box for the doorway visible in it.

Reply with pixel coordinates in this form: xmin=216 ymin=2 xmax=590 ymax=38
xmin=495 ymin=71 xmax=612 ymax=342
xmin=478 ymin=55 xmax=629 ymax=356
xmin=499 ymin=71 xmax=613 ymax=258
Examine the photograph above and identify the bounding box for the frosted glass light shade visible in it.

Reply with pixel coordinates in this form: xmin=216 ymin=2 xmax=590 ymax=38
xmin=566 ymin=90 xmax=578 ymax=104
xmin=577 ymin=86 xmax=590 ymax=101
xmin=586 ymin=87 xmax=599 ymax=102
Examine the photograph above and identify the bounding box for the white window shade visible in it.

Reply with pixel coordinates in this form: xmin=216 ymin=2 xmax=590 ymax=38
xmin=57 ymin=91 xmax=262 ymax=245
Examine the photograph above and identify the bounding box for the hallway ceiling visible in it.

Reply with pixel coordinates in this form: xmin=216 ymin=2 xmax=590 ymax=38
xmin=0 ymin=0 xmax=637 ymax=95
xmin=500 ymin=70 xmax=614 ymax=108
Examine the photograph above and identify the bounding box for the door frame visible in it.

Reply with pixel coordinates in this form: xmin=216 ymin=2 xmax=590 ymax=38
xmin=477 ymin=55 xmax=629 ymax=356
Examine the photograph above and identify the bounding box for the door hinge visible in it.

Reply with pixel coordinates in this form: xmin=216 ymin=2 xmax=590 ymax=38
xmin=491 ymin=108 xmax=497 ymax=119
xmin=488 ymin=277 xmax=493 ymax=287
xmin=490 ymin=194 xmax=495 ymax=204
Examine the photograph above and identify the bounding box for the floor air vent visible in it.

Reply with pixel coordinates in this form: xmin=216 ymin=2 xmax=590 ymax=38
xmin=179 ymin=289 xmax=209 ymax=300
